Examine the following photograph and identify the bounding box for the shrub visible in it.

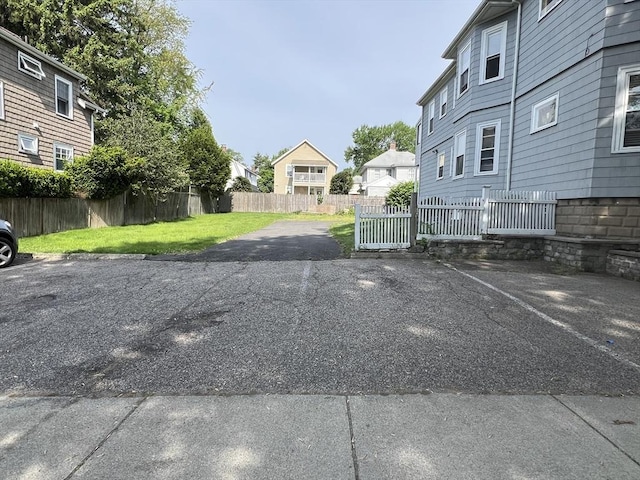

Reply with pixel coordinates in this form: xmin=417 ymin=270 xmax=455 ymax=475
xmin=385 ymin=181 xmax=415 ymax=207
xmin=330 ymin=170 xmax=353 ymax=194
xmin=228 ymin=176 xmax=253 ymax=192
xmin=0 ymin=160 xmax=72 ymax=198
xmin=66 ymin=146 xmax=134 ymax=199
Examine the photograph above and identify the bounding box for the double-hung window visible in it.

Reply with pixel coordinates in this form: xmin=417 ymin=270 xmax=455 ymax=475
xmin=539 ymin=0 xmax=564 ymax=20
xmin=453 ymin=130 xmax=466 ymax=178
xmin=531 ymin=93 xmax=559 ymax=133
xmin=54 ymin=143 xmax=73 ymax=172
xmin=480 ymin=22 xmax=507 ymax=84
xmin=18 ymin=51 xmax=45 ymax=79
xmin=437 ymin=152 xmax=445 ymax=179
xmin=0 ymin=81 xmax=4 ymax=120
xmin=55 ymin=75 xmax=73 ymax=119
xmin=475 ymin=120 xmax=501 ymax=175
xmin=427 ymin=100 xmax=435 ymax=135
xmin=439 ymin=87 xmax=448 ymax=118
xmin=285 ymin=164 xmax=293 ymax=177
xmin=18 ymin=133 xmax=38 ymax=155
xmin=416 ymin=122 xmax=422 ymax=147
xmin=612 ymin=64 xmax=640 ymax=153
xmin=457 ymin=41 xmax=471 ymax=97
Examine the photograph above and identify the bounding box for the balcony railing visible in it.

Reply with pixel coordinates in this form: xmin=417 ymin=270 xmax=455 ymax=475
xmin=293 ymin=172 xmax=326 ymax=184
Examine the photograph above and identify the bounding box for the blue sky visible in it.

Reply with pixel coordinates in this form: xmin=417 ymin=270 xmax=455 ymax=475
xmin=177 ymin=0 xmax=480 ymax=170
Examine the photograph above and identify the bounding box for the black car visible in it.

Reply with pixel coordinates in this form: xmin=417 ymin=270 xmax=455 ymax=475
xmin=0 ymin=219 xmax=18 ymax=268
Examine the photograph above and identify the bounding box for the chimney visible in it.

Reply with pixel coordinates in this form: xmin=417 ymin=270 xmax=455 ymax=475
xmin=221 ymin=144 xmax=227 ymax=152
xmin=389 ymin=141 xmax=396 ymax=150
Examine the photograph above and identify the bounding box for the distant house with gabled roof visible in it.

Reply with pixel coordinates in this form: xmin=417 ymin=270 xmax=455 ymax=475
xmin=271 ymin=139 xmax=338 ymax=195
xmin=358 ymin=142 xmax=416 ymax=197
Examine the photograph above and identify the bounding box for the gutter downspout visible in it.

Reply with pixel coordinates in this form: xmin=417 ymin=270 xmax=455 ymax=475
xmin=505 ymin=0 xmax=522 ymax=191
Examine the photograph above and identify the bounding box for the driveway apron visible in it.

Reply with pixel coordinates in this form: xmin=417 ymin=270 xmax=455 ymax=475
xmin=149 ymin=220 xmax=342 ymax=262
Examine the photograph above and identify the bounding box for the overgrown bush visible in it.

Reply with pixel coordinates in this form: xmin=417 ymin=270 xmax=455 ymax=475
xmin=66 ymin=146 xmax=135 ymax=199
xmin=0 ymin=160 xmax=72 ymax=198
xmin=385 ymin=181 xmax=415 ymax=207
xmin=228 ymin=176 xmax=253 ymax=192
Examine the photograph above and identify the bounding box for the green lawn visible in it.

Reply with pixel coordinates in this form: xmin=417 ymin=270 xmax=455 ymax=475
xmin=20 ymin=212 xmax=355 ymax=255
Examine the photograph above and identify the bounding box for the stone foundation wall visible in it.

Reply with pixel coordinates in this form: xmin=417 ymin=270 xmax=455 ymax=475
xmin=411 ymin=237 xmax=545 ymax=261
xmin=556 ymin=198 xmax=640 ymax=239
xmin=606 ymin=250 xmax=640 ymax=281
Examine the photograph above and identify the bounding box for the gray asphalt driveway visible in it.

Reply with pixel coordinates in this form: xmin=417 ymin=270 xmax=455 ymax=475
xmin=150 ymin=220 xmax=342 ymax=262
xmin=1 ymin=257 xmax=639 ymax=397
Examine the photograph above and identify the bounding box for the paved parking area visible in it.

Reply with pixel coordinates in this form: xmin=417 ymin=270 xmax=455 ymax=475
xmin=1 ymin=257 xmax=638 ymax=396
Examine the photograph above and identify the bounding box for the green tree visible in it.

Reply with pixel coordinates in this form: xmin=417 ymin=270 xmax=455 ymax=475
xmin=0 ymin=0 xmax=200 ymax=126
xmin=252 ymin=147 xmax=290 ymax=193
xmin=344 ymin=121 xmax=416 ymax=171
xmin=180 ymin=109 xmax=230 ymax=197
xmin=100 ymin=107 xmax=188 ymax=206
xmin=66 ymin=146 xmax=134 ymax=199
xmin=329 ymin=170 xmax=353 ymax=195
xmin=228 ymin=176 xmax=252 ymax=192
xmin=385 ymin=181 xmax=415 ymax=207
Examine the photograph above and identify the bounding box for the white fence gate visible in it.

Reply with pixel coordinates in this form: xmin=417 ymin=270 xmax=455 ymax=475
xmin=417 ymin=187 xmax=556 ymax=241
xmin=354 ymin=204 xmax=412 ymax=250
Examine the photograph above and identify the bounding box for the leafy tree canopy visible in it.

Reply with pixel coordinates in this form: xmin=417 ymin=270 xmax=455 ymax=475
xmin=329 ymin=170 xmax=353 ymax=195
xmin=252 ymin=147 xmax=290 ymax=193
xmin=385 ymin=181 xmax=415 ymax=207
xmin=344 ymin=121 xmax=416 ymax=171
xmin=228 ymin=176 xmax=252 ymax=192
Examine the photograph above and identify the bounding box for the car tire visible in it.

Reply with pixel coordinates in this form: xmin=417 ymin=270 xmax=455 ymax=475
xmin=0 ymin=238 xmax=16 ymax=268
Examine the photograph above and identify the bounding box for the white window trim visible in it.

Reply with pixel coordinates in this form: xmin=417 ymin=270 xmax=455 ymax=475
xmin=439 ymin=87 xmax=448 ymax=118
xmin=479 ymin=21 xmax=507 ymax=85
xmin=53 ymin=142 xmax=74 ymax=172
xmin=457 ymin=40 xmax=471 ymax=98
xmin=55 ymin=75 xmax=73 ymax=119
xmin=530 ymin=93 xmax=559 ymax=134
xmin=453 ymin=130 xmax=466 ymax=179
xmin=474 ymin=120 xmax=501 ymax=176
xmin=436 ymin=151 xmax=445 ymax=180
xmin=285 ymin=164 xmax=293 ymax=177
xmin=427 ymin=100 xmax=435 ymax=135
xmin=612 ymin=64 xmax=640 ymax=153
xmin=0 ymin=81 xmax=4 ymax=120
xmin=416 ymin=121 xmax=422 ymax=146
xmin=18 ymin=51 xmax=46 ymax=80
xmin=539 ymin=0 xmax=564 ymax=21
xmin=18 ymin=133 xmax=38 ymax=155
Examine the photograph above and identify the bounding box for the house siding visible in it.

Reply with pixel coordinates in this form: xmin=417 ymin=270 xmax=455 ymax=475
xmin=0 ymin=38 xmax=93 ymax=170
xmin=272 ymin=141 xmax=337 ymax=195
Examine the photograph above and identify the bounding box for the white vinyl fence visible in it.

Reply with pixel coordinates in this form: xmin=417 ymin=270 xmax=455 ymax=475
xmin=355 ymin=204 xmax=412 ymax=250
xmin=417 ymin=187 xmax=556 ymax=241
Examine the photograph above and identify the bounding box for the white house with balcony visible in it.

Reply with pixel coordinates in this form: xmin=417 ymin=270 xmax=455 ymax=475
xmin=358 ymin=142 xmax=417 ymax=197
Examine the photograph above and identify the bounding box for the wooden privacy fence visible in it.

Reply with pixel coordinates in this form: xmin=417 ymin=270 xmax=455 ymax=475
xmin=355 ymin=204 xmax=413 ymax=250
xmin=0 ymin=188 xmax=216 ymax=238
xmin=417 ymin=187 xmax=557 ymax=241
xmin=221 ymin=192 xmax=385 ymax=213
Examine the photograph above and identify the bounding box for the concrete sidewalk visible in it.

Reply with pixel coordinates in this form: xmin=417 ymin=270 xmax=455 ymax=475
xmin=2 ymin=394 xmax=639 ymax=479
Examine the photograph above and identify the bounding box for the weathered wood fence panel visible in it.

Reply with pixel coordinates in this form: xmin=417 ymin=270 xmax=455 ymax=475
xmin=220 ymin=192 xmax=385 ymax=213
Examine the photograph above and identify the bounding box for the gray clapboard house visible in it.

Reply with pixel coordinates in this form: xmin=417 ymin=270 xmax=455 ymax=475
xmin=416 ymin=0 xmax=640 ymax=241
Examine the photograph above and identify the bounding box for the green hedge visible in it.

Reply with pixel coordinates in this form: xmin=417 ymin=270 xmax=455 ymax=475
xmin=0 ymin=160 xmax=72 ymax=198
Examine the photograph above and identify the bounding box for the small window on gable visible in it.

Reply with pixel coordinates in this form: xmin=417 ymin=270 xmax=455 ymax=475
xmin=612 ymin=64 xmax=640 ymax=153
xmin=0 ymin=81 xmax=4 ymax=120
xmin=453 ymin=130 xmax=466 ymax=178
xmin=539 ymin=0 xmax=564 ymax=20
xmin=480 ymin=22 xmax=507 ymax=84
xmin=18 ymin=133 xmax=38 ymax=155
xmin=18 ymin=51 xmax=45 ymax=80
xmin=54 ymin=143 xmax=73 ymax=172
xmin=427 ymin=100 xmax=435 ymax=135
xmin=439 ymin=87 xmax=448 ymax=118
xmin=457 ymin=41 xmax=471 ymax=97
xmin=531 ymin=93 xmax=559 ymax=133
xmin=437 ymin=152 xmax=445 ymax=179
xmin=475 ymin=120 xmax=501 ymax=175
xmin=55 ymin=76 xmax=73 ymax=119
